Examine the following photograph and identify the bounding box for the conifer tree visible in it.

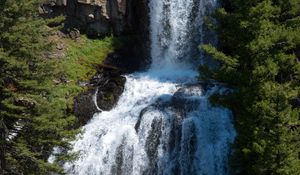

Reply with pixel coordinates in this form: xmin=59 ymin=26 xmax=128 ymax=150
xmin=200 ymin=0 xmax=300 ymax=174
xmin=0 ymin=0 xmax=77 ymax=174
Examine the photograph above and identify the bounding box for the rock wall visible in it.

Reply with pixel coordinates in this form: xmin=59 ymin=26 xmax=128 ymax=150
xmin=42 ymin=0 xmax=150 ymax=69
xmin=65 ymin=0 xmax=128 ymax=37
xmin=42 ymin=0 xmax=150 ymax=125
xmin=41 ymin=0 xmax=147 ymax=38
xmin=42 ymin=0 xmax=149 ymax=37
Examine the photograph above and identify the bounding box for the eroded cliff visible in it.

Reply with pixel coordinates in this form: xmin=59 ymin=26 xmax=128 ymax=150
xmin=43 ymin=0 xmax=148 ymax=37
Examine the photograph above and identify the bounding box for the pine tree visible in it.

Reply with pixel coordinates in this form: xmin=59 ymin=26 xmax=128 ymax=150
xmin=0 ymin=0 xmax=77 ymax=174
xmin=200 ymin=0 xmax=300 ymax=174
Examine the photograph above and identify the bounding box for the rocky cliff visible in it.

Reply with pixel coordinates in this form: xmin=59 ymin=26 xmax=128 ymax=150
xmin=42 ymin=0 xmax=150 ymax=125
xmin=42 ymin=0 xmax=150 ymax=69
xmin=43 ymin=0 xmax=148 ymax=37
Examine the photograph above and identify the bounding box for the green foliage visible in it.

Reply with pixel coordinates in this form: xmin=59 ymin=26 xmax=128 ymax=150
xmin=0 ymin=0 xmax=76 ymax=174
xmin=0 ymin=0 xmax=120 ymax=174
xmin=60 ymin=35 xmax=119 ymax=80
xmin=200 ymin=0 xmax=300 ymax=174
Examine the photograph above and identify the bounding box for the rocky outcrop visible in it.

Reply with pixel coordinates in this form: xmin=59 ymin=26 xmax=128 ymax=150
xmin=42 ymin=0 xmax=150 ymax=70
xmin=42 ymin=0 xmax=149 ymax=37
xmin=65 ymin=0 xmax=151 ymax=69
xmin=91 ymin=64 xmax=126 ymax=111
xmin=73 ymin=64 xmax=126 ymax=125
xmin=45 ymin=0 xmax=67 ymax=6
xmin=40 ymin=0 xmax=67 ymax=18
xmin=66 ymin=0 xmax=125 ymax=37
xmin=41 ymin=0 xmax=134 ymax=33
xmin=42 ymin=0 xmax=150 ymax=125
xmin=73 ymin=89 xmax=99 ymax=126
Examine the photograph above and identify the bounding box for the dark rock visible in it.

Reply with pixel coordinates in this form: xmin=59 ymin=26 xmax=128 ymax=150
xmin=95 ymin=73 xmax=126 ymax=111
xmin=172 ymin=85 xmax=202 ymax=114
xmin=73 ymin=64 xmax=126 ymax=125
xmin=56 ymin=0 xmax=151 ymax=125
xmin=135 ymin=107 xmax=152 ymax=132
xmin=40 ymin=0 xmax=67 ymax=18
xmin=144 ymin=118 xmax=162 ymax=175
xmin=73 ymin=89 xmax=99 ymax=126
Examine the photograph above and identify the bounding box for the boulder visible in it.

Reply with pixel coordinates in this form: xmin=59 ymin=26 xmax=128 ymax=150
xmin=73 ymin=89 xmax=99 ymax=126
xmin=73 ymin=64 xmax=126 ymax=125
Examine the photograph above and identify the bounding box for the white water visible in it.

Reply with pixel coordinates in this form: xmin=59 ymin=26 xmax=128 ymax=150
xmin=63 ymin=0 xmax=236 ymax=174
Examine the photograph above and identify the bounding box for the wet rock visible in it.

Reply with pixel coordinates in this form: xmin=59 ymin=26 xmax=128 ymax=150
xmin=135 ymin=107 xmax=153 ymax=132
xmin=144 ymin=118 xmax=162 ymax=175
xmin=111 ymin=144 xmax=124 ymax=175
xmin=172 ymin=85 xmax=202 ymax=114
xmin=73 ymin=64 xmax=126 ymax=125
xmin=94 ymin=65 xmax=126 ymax=111
xmin=73 ymin=89 xmax=99 ymax=126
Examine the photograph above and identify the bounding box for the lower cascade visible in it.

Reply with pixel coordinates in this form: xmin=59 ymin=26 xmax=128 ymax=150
xmin=63 ymin=0 xmax=236 ymax=174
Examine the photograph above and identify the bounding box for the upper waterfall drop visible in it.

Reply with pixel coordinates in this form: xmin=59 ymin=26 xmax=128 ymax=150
xmin=63 ymin=0 xmax=236 ymax=175
xmin=149 ymin=0 xmax=218 ymax=70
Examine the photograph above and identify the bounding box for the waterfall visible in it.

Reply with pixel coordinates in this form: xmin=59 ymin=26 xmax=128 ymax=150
xmin=63 ymin=0 xmax=236 ymax=174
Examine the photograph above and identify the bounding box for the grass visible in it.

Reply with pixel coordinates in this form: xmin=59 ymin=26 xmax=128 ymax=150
xmin=44 ymin=35 xmax=123 ymax=113
xmin=61 ymin=35 xmax=121 ymax=80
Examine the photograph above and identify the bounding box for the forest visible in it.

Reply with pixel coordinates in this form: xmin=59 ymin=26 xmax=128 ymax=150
xmin=0 ymin=0 xmax=299 ymax=174
xmin=201 ymin=0 xmax=300 ymax=174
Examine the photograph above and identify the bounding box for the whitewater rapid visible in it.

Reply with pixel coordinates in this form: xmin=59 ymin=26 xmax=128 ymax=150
xmin=62 ymin=0 xmax=236 ymax=174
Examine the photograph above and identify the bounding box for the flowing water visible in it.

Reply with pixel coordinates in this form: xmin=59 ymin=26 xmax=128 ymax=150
xmin=63 ymin=0 xmax=236 ymax=174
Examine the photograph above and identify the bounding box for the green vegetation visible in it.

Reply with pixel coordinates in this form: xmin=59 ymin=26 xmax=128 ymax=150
xmin=47 ymin=35 xmax=120 ymax=110
xmin=200 ymin=0 xmax=300 ymax=174
xmin=0 ymin=0 xmax=119 ymax=174
xmin=60 ymin=35 xmax=120 ymax=80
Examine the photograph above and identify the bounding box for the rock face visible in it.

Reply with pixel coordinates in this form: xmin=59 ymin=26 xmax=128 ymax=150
xmin=44 ymin=0 xmax=67 ymax=6
xmin=42 ymin=0 xmax=150 ymax=70
xmin=40 ymin=0 xmax=148 ymax=37
xmin=42 ymin=0 xmax=149 ymax=37
xmin=40 ymin=0 xmax=67 ymax=17
xmin=73 ymin=64 xmax=126 ymax=125
xmin=73 ymin=89 xmax=99 ymax=126
xmin=42 ymin=0 xmax=150 ymax=125
xmin=91 ymin=64 xmax=126 ymax=111
xmin=64 ymin=0 xmax=139 ymax=37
